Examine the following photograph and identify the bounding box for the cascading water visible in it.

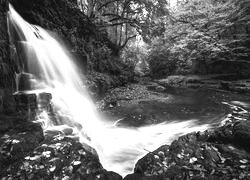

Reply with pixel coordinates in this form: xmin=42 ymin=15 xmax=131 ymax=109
xmin=7 ymin=5 xmax=210 ymax=176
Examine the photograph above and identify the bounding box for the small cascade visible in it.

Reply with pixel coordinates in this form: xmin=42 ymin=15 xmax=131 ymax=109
xmin=7 ymin=4 xmax=211 ymax=176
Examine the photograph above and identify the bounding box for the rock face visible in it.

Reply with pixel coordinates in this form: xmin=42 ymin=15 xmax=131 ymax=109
xmin=0 ymin=1 xmax=18 ymax=114
xmin=0 ymin=0 xmax=20 ymax=89
xmin=0 ymin=1 xmax=11 ymax=88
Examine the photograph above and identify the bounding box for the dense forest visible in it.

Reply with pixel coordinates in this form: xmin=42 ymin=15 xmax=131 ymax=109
xmin=1 ymin=0 xmax=250 ymax=179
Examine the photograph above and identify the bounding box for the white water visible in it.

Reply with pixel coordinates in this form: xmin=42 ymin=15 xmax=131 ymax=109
xmin=8 ymin=5 xmax=210 ymax=176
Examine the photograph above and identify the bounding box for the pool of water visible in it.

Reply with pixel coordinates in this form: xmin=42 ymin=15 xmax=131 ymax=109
xmin=100 ymin=87 xmax=250 ymax=175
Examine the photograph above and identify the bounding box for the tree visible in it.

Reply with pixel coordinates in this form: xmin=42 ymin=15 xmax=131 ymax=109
xmin=77 ymin=0 xmax=170 ymax=56
xmin=146 ymin=0 xmax=235 ymax=76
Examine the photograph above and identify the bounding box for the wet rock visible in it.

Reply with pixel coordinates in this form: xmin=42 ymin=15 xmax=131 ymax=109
xmin=134 ymin=107 xmax=250 ymax=180
xmin=0 ymin=130 xmax=105 ymax=180
xmin=146 ymin=84 xmax=166 ymax=92
xmin=14 ymin=92 xmax=37 ymax=120
xmin=37 ymin=92 xmax=52 ymax=111
xmin=233 ymin=121 xmax=250 ymax=151
xmin=219 ymin=81 xmax=230 ymax=90
xmin=124 ymin=173 xmax=164 ymax=180
xmin=0 ymin=121 xmax=44 ymax=171
xmin=45 ymin=126 xmax=74 ymax=138
xmin=124 ymin=173 xmax=143 ymax=180
xmin=16 ymin=72 xmax=37 ymax=91
xmin=100 ymin=171 xmax=122 ymax=180
xmin=1 ymin=0 xmax=15 ymax=89
xmin=0 ymin=115 xmax=20 ymax=135
xmin=14 ymin=93 xmax=37 ymax=111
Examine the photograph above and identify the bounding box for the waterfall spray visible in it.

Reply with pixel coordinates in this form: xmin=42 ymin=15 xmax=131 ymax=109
xmin=7 ymin=4 xmax=210 ymax=176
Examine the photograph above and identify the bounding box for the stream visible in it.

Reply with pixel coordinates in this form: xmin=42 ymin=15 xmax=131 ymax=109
xmin=7 ymin=4 xmax=250 ymax=177
xmin=101 ymin=84 xmax=250 ymax=175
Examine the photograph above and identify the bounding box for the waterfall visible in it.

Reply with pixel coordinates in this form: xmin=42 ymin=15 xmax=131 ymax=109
xmin=7 ymin=4 xmax=210 ymax=176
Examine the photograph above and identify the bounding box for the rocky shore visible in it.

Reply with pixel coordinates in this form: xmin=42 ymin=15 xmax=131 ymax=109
xmin=1 ymin=80 xmax=250 ymax=180
xmin=101 ymin=80 xmax=250 ymax=180
xmin=129 ymin=101 xmax=250 ymax=179
xmin=0 ymin=115 xmax=122 ymax=180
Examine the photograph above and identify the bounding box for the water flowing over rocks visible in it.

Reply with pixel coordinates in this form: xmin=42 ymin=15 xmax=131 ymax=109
xmin=7 ymin=0 xmax=134 ymax=98
xmin=99 ymin=81 xmax=250 ymax=179
xmin=0 ymin=114 xmax=122 ymax=180
xmin=130 ymin=101 xmax=250 ymax=180
xmin=1 ymin=0 xmax=250 ymax=179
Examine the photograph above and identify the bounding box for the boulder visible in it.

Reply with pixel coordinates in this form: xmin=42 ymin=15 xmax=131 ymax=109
xmin=124 ymin=173 xmax=163 ymax=180
xmin=13 ymin=92 xmax=37 ymax=120
xmin=16 ymin=72 xmax=37 ymax=91
xmin=37 ymin=92 xmax=52 ymax=111
xmin=100 ymin=171 xmax=122 ymax=180
xmin=0 ymin=132 xmax=105 ymax=180
xmin=0 ymin=121 xmax=44 ymax=171
xmin=134 ymin=107 xmax=250 ymax=179
xmin=233 ymin=121 xmax=250 ymax=151
xmin=134 ymin=131 xmax=250 ymax=179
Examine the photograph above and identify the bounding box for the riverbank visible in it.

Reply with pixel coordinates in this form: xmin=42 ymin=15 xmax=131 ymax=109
xmin=1 ymin=78 xmax=250 ymax=179
xmin=101 ymin=78 xmax=250 ymax=179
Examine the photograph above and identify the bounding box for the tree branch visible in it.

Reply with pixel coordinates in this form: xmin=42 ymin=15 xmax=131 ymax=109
xmin=121 ymin=35 xmax=136 ymax=48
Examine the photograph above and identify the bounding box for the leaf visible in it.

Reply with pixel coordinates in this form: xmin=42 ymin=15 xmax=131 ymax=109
xmin=240 ymin=159 xmax=248 ymax=164
xmin=49 ymin=166 xmax=56 ymax=172
xmin=189 ymin=157 xmax=198 ymax=163
xmin=177 ymin=154 xmax=184 ymax=159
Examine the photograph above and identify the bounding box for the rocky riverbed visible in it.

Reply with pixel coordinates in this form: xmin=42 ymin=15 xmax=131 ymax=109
xmin=102 ymin=80 xmax=250 ymax=179
xmin=1 ymin=79 xmax=250 ymax=180
xmin=0 ymin=116 xmax=122 ymax=180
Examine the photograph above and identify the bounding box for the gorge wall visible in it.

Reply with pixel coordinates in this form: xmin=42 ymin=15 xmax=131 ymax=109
xmin=0 ymin=1 xmax=12 ymax=89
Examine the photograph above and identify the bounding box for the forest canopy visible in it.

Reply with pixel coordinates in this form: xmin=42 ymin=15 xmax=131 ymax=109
xmin=75 ymin=0 xmax=250 ymax=79
xmin=77 ymin=0 xmax=170 ymax=55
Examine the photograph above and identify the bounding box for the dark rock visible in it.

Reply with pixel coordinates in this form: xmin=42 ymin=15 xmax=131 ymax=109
xmin=100 ymin=171 xmax=122 ymax=180
xmin=14 ymin=93 xmax=37 ymax=108
xmin=219 ymin=81 xmax=230 ymax=90
xmin=44 ymin=129 xmax=64 ymax=140
xmin=124 ymin=173 xmax=143 ymax=180
xmin=16 ymin=72 xmax=37 ymax=91
xmin=13 ymin=92 xmax=37 ymax=120
xmin=1 ymin=0 xmax=15 ymax=89
xmin=124 ymin=173 xmax=164 ymax=180
xmin=147 ymin=84 xmax=166 ymax=92
xmin=0 ymin=131 xmax=105 ymax=179
xmin=233 ymin=121 xmax=250 ymax=151
xmin=0 ymin=121 xmax=44 ymax=171
xmin=37 ymin=92 xmax=52 ymax=111
xmin=134 ymin=121 xmax=250 ymax=179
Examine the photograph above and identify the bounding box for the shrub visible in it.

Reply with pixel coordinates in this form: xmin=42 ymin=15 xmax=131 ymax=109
xmin=147 ymin=41 xmax=177 ymax=79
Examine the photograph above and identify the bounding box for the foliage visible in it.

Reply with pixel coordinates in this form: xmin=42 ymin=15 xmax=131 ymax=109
xmin=121 ymin=39 xmax=149 ymax=75
xmin=146 ymin=0 xmax=235 ymax=77
xmin=77 ymin=0 xmax=170 ymax=55
xmin=147 ymin=38 xmax=177 ymax=78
